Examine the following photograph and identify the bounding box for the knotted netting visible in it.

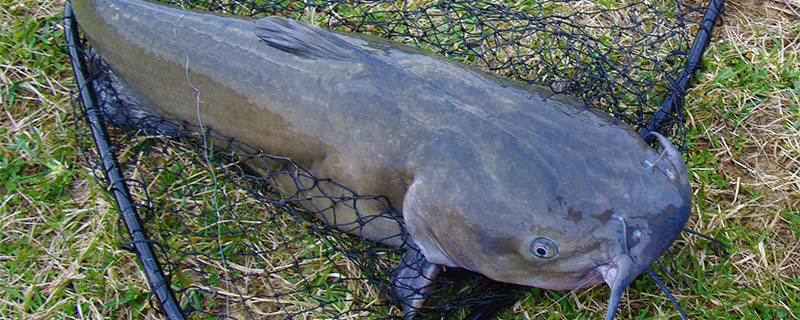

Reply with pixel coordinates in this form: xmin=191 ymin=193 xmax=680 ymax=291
xmin=64 ymin=0 xmax=723 ymax=318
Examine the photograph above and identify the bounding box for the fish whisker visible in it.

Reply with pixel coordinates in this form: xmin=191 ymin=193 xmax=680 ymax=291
xmin=682 ymin=228 xmax=729 ymax=257
xmin=611 ymin=214 xmax=630 ymax=256
xmin=656 ymin=257 xmax=685 ymax=295
xmin=645 ymin=267 xmax=688 ymax=320
xmin=642 ymin=143 xmax=668 ymax=168
xmin=531 ymin=273 xmax=600 ymax=318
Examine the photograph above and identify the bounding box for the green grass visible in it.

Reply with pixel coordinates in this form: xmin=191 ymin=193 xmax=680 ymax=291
xmin=1 ymin=0 xmax=799 ymax=319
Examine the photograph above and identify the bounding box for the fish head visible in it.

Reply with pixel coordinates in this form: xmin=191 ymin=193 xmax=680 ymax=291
xmin=593 ymin=131 xmax=691 ymax=319
xmin=403 ymin=130 xmax=690 ymax=317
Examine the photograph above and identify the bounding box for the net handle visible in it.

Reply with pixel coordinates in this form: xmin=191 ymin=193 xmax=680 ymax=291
xmin=638 ymin=0 xmax=725 ymax=140
xmin=63 ymin=2 xmax=187 ymax=319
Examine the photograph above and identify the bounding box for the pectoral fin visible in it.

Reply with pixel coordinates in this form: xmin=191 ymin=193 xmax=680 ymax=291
xmin=391 ymin=248 xmax=442 ymax=318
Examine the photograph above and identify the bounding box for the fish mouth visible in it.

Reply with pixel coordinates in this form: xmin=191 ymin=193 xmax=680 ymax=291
xmin=595 ymin=210 xmax=688 ymax=319
xmin=595 ymin=248 xmax=689 ymax=320
xmin=592 ymin=214 xmax=651 ymax=320
xmin=595 ymin=254 xmax=641 ymax=320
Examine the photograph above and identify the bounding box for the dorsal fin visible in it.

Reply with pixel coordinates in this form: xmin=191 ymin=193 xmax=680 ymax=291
xmin=254 ymin=16 xmax=360 ymax=60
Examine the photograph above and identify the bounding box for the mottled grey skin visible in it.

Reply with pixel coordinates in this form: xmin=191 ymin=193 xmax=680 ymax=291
xmin=72 ymin=0 xmax=691 ymax=317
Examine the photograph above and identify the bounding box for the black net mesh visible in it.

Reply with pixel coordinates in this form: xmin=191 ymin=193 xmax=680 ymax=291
xmin=64 ymin=0 xmax=721 ymax=318
xmin=161 ymin=0 xmax=707 ymax=141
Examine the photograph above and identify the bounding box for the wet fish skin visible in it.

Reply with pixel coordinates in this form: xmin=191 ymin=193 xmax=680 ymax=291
xmin=71 ymin=0 xmax=691 ymax=317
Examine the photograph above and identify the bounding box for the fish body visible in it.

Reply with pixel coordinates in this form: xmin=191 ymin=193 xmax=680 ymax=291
xmin=71 ymin=0 xmax=692 ymax=318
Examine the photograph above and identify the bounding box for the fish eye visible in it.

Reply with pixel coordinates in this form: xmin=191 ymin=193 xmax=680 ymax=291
xmin=529 ymin=237 xmax=558 ymax=259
